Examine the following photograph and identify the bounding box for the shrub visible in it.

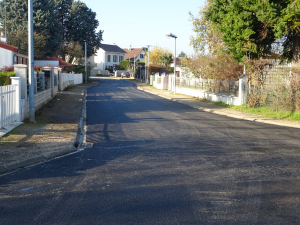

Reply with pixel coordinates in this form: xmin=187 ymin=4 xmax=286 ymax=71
xmin=148 ymin=65 xmax=161 ymax=75
xmin=0 ymin=71 xmax=15 ymax=86
xmin=4 ymin=66 xmax=14 ymax=72
xmin=118 ymin=60 xmax=129 ymax=70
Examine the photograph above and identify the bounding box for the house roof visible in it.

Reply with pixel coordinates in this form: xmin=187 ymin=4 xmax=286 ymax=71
xmin=100 ymin=44 xmax=127 ymax=54
xmin=122 ymin=48 xmax=143 ymax=60
xmin=0 ymin=41 xmax=28 ymax=55
xmin=35 ymin=57 xmax=73 ymax=66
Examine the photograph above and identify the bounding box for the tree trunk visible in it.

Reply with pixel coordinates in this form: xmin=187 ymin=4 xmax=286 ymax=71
xmin=292 ymin=34 xmax=300 ymax=67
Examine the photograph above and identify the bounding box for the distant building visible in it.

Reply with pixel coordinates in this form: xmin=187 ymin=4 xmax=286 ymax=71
xmin=122 ymin=46 xmax=145 ymax=62
xmin=91 ymin=44 xmax=127 ymax=70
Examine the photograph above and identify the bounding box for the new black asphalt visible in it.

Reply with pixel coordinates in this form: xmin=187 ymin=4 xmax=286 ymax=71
xmin=1 ymin=78 xmax=300 ymax=224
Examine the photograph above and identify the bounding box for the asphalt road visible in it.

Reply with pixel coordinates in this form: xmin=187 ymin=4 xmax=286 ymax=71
xmin=1 ymin=78 xmax=300 ymax=224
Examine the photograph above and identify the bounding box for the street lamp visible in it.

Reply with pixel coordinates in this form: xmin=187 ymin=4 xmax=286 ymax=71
xmin=166 ymin=32 xmax=177 ymax=94
xmin=146 ymin=45 xmax=150 ymax=83
xmin=84 ymin=41 xmax=87 ymax=83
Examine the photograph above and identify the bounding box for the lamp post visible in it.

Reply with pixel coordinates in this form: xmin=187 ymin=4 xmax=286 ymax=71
xmin=145 ymin=45 xmax=150 ymax=83
xmin=166 ymin=32 xmax=177 ymax=94
xmin=28 ymin=0 xmax=35 ymax=122
xmin=85 ymin=41 xmax=87 ymax=83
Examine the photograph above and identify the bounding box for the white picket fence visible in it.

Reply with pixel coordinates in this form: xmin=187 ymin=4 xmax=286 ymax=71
xmin=1 ymin=70 xmax=83 ymax=130
xmin=0 ymin=84 xmax=17 ymax=129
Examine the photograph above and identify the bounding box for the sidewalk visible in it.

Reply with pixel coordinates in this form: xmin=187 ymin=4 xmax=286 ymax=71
xmin=0 ymin=82 xmax=96 ymax=175
xmin=130 ymin=80 xmax=300 ymax=129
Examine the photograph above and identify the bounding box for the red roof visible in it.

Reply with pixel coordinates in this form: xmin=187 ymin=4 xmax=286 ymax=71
xmin=0 ymin=41 xmax=28 ymax=55
xmin=0 ymin=41 xmax=18 ymax=52
xmin=35 ymin=57 xmax=73 ymax=66
xmin=122 ymin=48 xmax=143 ymax=60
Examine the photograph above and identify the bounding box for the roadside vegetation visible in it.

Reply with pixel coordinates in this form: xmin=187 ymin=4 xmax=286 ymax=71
xmin=182 ymin=0 xmax=300 ymax=121
xmin=0 ymin=66 xmax=15 ymax=86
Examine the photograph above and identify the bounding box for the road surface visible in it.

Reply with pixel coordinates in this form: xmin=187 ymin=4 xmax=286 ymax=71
xmin=1 ymin=78 xmax=300 ymax=224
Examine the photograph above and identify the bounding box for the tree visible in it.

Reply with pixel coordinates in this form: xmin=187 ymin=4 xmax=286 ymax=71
xmin=205 ymin=0 xmax=280 ymax=62
xmin=159 ymin=53 xmax=173 ymax=67
xmin=189 ymin=1 xmax=226 ymax=56
xmin=65 ymin=1 xmax=103 ymax=62
xmin=145 ymin=45 xmax=172 ymax=66
xmin=65 ymin=39 xmax=84 ymax=64
xmin=0 ymin=0 xmax=62 ymax=57
xmin=178 ymin=51 xmax=187 ymax=57
xmin=203 ymin=0 xmax=300 ymax=62
xmin=7 ymin=27 xmax=49 ymax=58
xmin=0 ymin=0 xmax=103 ymax=60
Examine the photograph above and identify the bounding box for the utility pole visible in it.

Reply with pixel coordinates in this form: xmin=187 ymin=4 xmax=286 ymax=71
xmin=146 ymin=45 xmax=150 ymax=83
xmin=134 ymin=54 xmax=136 ymax=76
xmin=4 ymin=0 xmax=6 ymax=39
xmin=85 ymin=41 xmax=87 ymax=83
xmin=28 ymin=0 xmax=35 ymax=122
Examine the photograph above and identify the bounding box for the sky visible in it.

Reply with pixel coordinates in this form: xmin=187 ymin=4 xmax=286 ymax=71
xmin=83 ymin=0 xmax=206 ymax=57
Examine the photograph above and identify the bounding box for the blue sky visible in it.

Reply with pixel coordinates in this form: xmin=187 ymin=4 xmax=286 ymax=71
xmin=83 ymin=0 xmax=205 ymax=57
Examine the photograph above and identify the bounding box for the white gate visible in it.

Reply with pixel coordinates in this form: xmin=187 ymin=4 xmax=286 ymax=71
xmin=0 ymin=84 xmax=17 ymax=128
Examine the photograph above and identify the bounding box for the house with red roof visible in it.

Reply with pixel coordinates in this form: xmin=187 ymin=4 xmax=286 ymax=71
xmin=0 ymin=41 xmax=29 ymax=68
xmin=0 ymin=38 xmax=71 ymax=69
xmin=122 ymin=46 xmax=145 ymax=62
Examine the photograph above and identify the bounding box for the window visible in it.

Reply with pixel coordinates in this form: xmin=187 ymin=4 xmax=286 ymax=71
xmin=21 ymin=57 xmax=23 ymax=64
xmin=14 ymin=56 xmax=17 ymax=64
xmin=119 ymin=56 xmax=123 ymax=62
xmin=140 ymin=54 xmax=144 ymax=58
xmin=113 ymin=55 xmax=118 ymax=62
xmin=107 ymin=55 xmax=111 ymax=62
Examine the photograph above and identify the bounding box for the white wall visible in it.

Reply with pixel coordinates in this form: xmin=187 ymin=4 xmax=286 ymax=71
xmin=34 ymin=60 xmax=59 ymax=67
xmin=93 ymin=48 xmax=126 ymax=70
xmin=104 ymin=52 xmax=126 ymax=68
xmin=135 ymin=49 xmax=145 ymax=62
xmin=0 ymin=48 xmax=13 ymax=68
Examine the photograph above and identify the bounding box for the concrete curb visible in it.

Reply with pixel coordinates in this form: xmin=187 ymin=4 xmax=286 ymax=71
xmin=0 ymin=144 xmax=77 ymax=175
xmin=136 ymin=85 xmax=300 ymax=129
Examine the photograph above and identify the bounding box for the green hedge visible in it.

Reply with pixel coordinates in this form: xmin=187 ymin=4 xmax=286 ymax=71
xmin=0 ymin=71 xmax=15 ymax=86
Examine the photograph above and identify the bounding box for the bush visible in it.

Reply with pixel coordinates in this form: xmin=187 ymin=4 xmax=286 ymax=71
xmin=148 ymin=65 xmax=161 ymax=75
xmin=0 ymin=71 xmax=15 ymax=86
xmin=118 ymin=61 xmax=129 ymax=70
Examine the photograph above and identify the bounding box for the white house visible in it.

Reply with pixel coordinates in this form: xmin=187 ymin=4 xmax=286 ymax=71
xmin=92 ymin=44 xmax=127 ymax=70
xmin=122 ymin=46 xmax=145 ymax=62
xmin=0 ymin=41 xmax=28 ymax=69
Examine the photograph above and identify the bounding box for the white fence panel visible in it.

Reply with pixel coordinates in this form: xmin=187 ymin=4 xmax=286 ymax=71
xmin=73 ymin=73 xmax=83 ymax=85
xmin=0 ymin=84 xmax=17 ymax=128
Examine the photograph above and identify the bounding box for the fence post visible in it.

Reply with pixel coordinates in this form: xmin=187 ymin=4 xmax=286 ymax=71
xmin=238 ymin=74 xmax=248 ymax=105
xmin=44 ymin=67 xmax=54 ymax=97
xmin=14 ymin=64 xmax=28 ymax=101
xmin=10 ymin=77 xmax=21 ymax=122
xmin=34 ymin=72 xmax=37 ymax=94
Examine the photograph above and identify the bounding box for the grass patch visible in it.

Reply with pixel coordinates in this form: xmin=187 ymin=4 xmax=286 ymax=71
xmin=229 ymin=105 xmax=300 ymax=121
xmin=194 ymin=96 xmax=300 ymax=121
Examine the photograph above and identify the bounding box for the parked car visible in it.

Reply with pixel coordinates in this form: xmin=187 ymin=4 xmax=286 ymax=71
xmin=121 ymin=72 xmax=130 ymax=78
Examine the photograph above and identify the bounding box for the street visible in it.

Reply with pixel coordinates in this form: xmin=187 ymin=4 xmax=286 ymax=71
xmin=1 ymin=78 xmax=300 ymax=224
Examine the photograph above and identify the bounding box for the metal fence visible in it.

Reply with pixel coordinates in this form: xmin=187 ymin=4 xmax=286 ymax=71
xmin=176 ymin=77 xmax=239 ymax=96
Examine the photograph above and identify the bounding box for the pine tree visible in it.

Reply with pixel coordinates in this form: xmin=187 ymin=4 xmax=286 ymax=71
xmin=66 ymin=1 xmax=103 ymax=62
xmin=0 ymin=0 xmax=61 ymax=57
